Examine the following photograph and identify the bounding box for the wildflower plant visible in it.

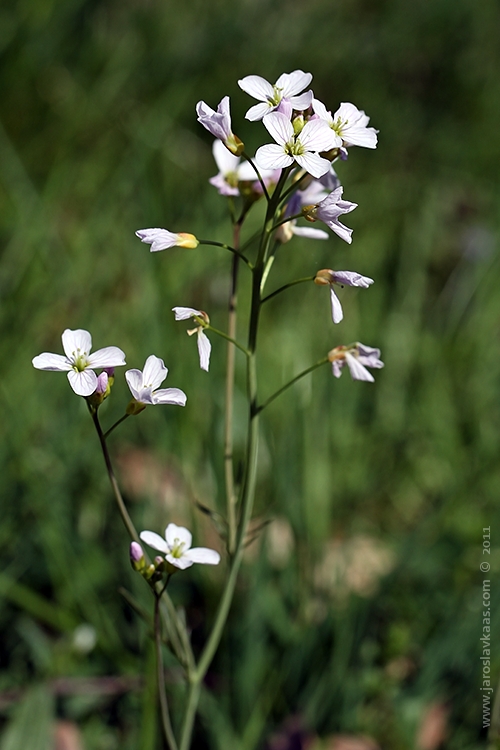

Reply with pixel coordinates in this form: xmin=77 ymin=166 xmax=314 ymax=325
xmin=32 ymin=69 xmax=383 ymax=749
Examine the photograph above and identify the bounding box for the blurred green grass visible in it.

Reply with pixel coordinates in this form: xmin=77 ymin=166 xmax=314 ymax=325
xmin=1 ymin=0 xmax=499 ymax=747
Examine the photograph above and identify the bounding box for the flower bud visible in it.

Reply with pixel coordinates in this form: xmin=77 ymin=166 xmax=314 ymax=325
xmin=292 ymin=115 xmax=305 ymax=135
xmin=130 ymin=542 xmax=145 ymax=571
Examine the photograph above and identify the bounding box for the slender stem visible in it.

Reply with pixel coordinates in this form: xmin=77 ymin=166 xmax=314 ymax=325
xmin=91 ymin=409 xmax=140 ymax=543
xmin=103 ymin=413 xmax=130 ymax=439
xmin=155 ymin=590 xmax=179 ymax=750
xmin=278 ymin=169 xmax=309 ymax=205
xmin=257 ymin=357 xmax=329 ymax=413
xmin=241 ymin=152 xmax=270 ymax=202
xmin=268 ymin=212 xmax=303 ymax=233
xmin=205 ymin=324 xmax=249 ymax=357
xmin=225 ymin=225 xmax=241 ymax=556
xmin=261 ymin=276 xmax=315 ymax=304
xmin=198 ymin=239 xmax=252 ymax=268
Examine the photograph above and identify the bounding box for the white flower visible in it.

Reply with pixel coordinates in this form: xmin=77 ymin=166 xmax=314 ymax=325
xmin=314 ymin=269 xmax=374 ymax=323
xmin=172 ymin=307 xmax=211 ymax=372
xmin=328 ymin=343 xmax=384 ymax=382
xmin=140 ymin=523 xmax=220 ymax=570
xmin=125 ymin=355 xmax=187 ymax=407
xmin=135 ymin=228 xmax=198 ymax=252
xmin=255 ymin=112 xmax=338 ymax=179
xmin=32 ymin=329 xmax=126 ymax=397
xmin=196 ymin=96 xmax=243 ymax=155
xmin=306 ymin=186 xmax=358 ymax=243
xmin=313 ymin=99 xmax=378 ymax=150
xmin=238 ymin=70 xmax=313 ymax=121
xmin=209 ymin=140 xmax=277 ymax=197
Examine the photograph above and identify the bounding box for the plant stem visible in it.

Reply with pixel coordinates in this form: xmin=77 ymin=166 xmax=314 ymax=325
xmin=103 ymin=413 xmax=130 ymax=439
xmin=205 ymin=324 xmax=249 ymax=357
xmin=261 ymin=276 xmax=315 ymax=304
xmin=155 ymin=589 xmax=179 ymax=750
xmin=257 ymin=357 xmax=329 ymax=413
xmin=225 ymin=224 xmax=241 ymax=556
xmin=91 ymin=409 xmax=140 ymax=543
xmin=198 ymin=239 xmax=252 ymax=268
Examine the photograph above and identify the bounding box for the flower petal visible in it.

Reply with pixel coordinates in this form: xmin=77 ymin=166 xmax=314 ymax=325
xmin=172 ymin=306 xmax=201 ymax=321
xmin=345 ymin=352 xmax=375 ymax=382
xmin=212 ymin=139 xmax=239 ymax=174
xmin=238 ymin=75 xmax=274 ymax=102
xmin=299 ymin=119 xmax=339 ymax=152
xmin=165 ymin=554 xmax=193 ymax=570
xmin=165 ymin=524 xmax=192 ymax=550
xmin=294 ymin=152 xmax=332 ymax=179
xmin=288 ymin=91 xmax=313 ymax=111
xmin=140 ymin=530 xmax=170 ymax=554
xmin=62 ymin=329 xmax=92 ymax=360
xmin=276 ymin=70 xmax=312 ymax=98
xmin=197 ymin=331 xmax=211 ymax=372
xmin=187 ymin=547 xmax=221 ymax=565
xmin=292 ymin=226 xmax=329 ymax=240
xmin=142 ymin=355 xmax=167 ymax=390
xmin=125 ymin=369 xmax=144 ymax=400
xmin=262 ymin=112 xmax=293 ymax=146
xmin=32 ymin=352 xmax=71 ymax=371
xmin=255 ymin=144 xmax=293 ymax=172
xmin=136 ymin=228 xmax=179 ymax=252
xmin=152 ymin=388 xmax=187 ymax=406
xmin=245 ymin=102 xmax=273 ymax=122
xmin=332 ymin=271 xmax=374 ymax=288
xmin=88 ymin=346 xmax=126 ymax=369
xmin=330 ymin=288 xmax=344 ymax=324
xmin=67 ymin=369 xmax=98 ymax=396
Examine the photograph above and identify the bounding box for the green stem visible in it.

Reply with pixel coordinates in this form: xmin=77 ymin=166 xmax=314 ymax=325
xmin=268 ymin=212 xmax=303 ymax=233
xmin=206 ymin=324 xmax=249 ymax=357
xmin=225 ymin=226 xmax=241 ymax=556
xmin=261 ymin=276 xmax=315 ymax=304
xmin=278 ymin=169 xmax=309 ymax=205
xmin=241 ymin=152 xmax=270 ymax=202
xmin=257 ymin=357 xmax=329 ymax=413
xmin=91 ymin=409 xmax=140 ymax=543
xmin=155 ymin=590 xmax=179 ymax=750
xmin=103 ymin=413 xmax=130 ymax=439
xmin=198 ymin=239 xmax=252 ymax=268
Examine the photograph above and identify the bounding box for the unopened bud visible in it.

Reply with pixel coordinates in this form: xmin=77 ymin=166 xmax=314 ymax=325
xmin=292 ymin=115 xmax=305 ymax=135
xmin=130 ymin=542 xmax=145 ymax=571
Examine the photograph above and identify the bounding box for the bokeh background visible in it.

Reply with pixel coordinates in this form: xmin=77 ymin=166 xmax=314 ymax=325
xmin=1 ymin=0 xmax=499 ymax=747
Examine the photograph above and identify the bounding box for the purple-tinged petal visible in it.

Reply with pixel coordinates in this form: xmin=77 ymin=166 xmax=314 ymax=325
xmin=166 ymin=554 xmax=193 ymax=570
xmin=292 ymin=226 xmax=329 ymax=240
xmin=67 ymin=369 xmax=98 ymax=397
xmin=245 ymin=101 xmax=273 ymax=122
xmin=332 ymin=271 xmax=374 ymax=288
xmin=289 ymin=90 xmax=313 ymax=111
xmin=345 ymin=352 xmax=375 ymax=382
xmin=209 ymin=173 xmax=240 ymax=197
xmin=332 ymin=360 xmax=344 ymax=378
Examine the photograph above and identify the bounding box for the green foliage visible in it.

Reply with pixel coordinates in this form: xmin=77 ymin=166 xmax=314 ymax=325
xmin=1 ymin=0 xmax=499 ymax=747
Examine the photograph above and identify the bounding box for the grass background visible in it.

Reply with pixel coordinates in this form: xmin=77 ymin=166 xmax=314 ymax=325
xmin=0 ymin=0 xmax=499 ymax=747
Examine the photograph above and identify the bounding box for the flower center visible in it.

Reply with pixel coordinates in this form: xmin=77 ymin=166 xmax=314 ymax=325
xmin=285 ymin=136 xmax=305 ymax=157
xmin=170 ymin=537 xmax=186 ymax=558
xmin=332 ymin=116 xmax=348 ymax=136
xmin=269 ymin=84 xmax=284 ymax=106
xmin=71 ymin=350 xmax=90 ymax=372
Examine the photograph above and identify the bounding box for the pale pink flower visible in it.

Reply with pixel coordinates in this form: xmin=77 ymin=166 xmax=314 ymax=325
xmin=313 ymin=99 xmax=378 ymax=149
xmin=314 ymin=269 xmax=374 ymax=323
xmin=32 ymin=329 xmax=126 ymax=397
xmin=140 ymin=523 xmax=220 ymax=570
xmin=125 ymin=355 xmax=186 ymax=407
xmin=328 ymin=343 xmax=384 ymax=382
xmin=135 ymin=228 xmax=198 ymax=252
xmin=305 ymin=186 xmax=358 ymax=243
xmin=172 ymin=307 xmax=211 ymax=372
xmin=255 ymin=112 xmax=338 ymax=179
xmin=196 ymin=96 xmax=243 ymax=155
xmin=238 ymin=70 xmax=313 ymax=121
